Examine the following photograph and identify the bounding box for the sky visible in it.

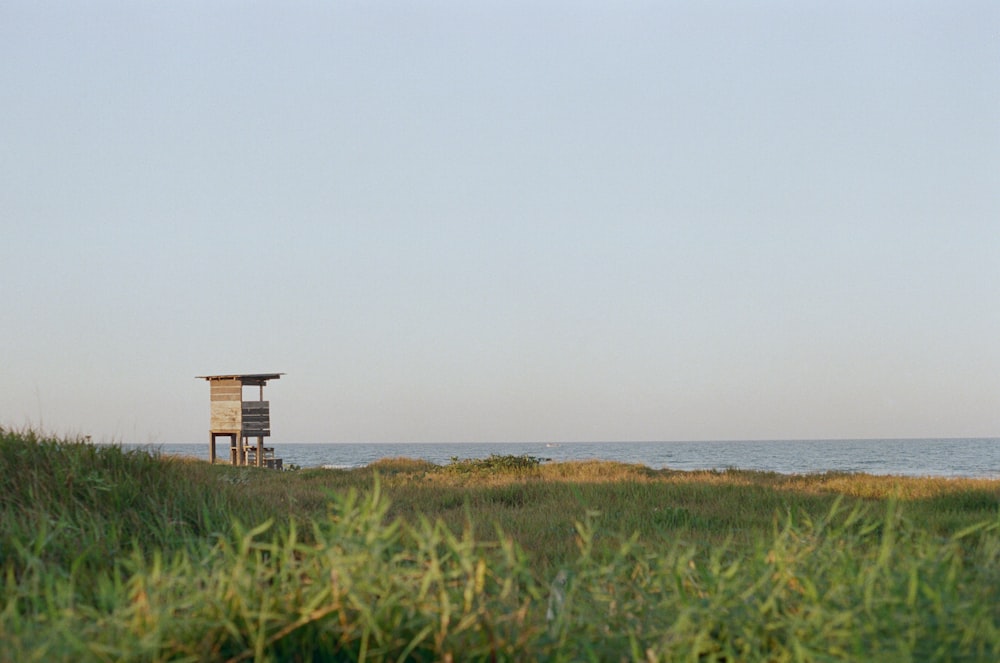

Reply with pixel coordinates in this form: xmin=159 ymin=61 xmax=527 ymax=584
xmin=2 ymin=1 xmax=999 ymax=444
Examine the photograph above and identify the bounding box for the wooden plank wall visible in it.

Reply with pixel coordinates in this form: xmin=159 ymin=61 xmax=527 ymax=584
xmin=211 ymin=402 xmax=241 ymax=431
xmin=210 ymin=379 xmax=242 ymax=431
xmin=242 ymin=401 xmax=270 ymax=436
xmin=210 ymin=379 xmax=242 ymax=401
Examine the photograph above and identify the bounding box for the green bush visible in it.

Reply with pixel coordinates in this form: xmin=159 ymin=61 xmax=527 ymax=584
xmin=444 ymin=454 xmax=543 ymax=474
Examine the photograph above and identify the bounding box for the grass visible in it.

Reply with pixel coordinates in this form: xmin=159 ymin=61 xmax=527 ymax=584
xmin=1 ymin=428 xmax=998 ymax=661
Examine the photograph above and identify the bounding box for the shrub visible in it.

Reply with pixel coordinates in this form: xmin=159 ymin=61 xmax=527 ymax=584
xmin=443 ymin=454 xmax=543 ymax=474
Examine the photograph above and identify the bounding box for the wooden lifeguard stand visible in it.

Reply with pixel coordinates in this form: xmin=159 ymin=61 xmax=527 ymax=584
xmin=198 ymin=373 xmax=284 ymax=469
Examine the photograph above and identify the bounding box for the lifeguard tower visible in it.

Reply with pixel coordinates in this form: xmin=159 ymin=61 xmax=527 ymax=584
xmin=198 ymin=373 xmax=284 ymax=469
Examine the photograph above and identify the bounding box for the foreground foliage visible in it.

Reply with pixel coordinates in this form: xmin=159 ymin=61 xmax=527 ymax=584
xmin=1 ymin=428 xmax=999 ymax=661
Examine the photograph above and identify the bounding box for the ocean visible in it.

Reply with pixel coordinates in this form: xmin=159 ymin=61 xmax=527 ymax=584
xmin=133 ymin=438 xmax=1000 ymax=478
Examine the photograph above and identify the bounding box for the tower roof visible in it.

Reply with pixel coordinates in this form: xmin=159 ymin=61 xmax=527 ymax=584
xmin=197 ymin=373 xmax=284 ymax=386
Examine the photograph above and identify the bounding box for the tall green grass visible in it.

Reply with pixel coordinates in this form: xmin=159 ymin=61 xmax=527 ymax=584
xmin=2 ymin=429 xmax=998 ymax=661
xmin=0 ymin=428 xmax=293 ymax=584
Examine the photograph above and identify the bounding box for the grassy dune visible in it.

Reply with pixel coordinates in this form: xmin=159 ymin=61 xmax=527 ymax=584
xmin=2 ymin=428 xmax=998 ymax=661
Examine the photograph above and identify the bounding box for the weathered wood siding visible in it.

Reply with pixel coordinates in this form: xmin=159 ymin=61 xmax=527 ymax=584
xmin=241 ymin=401 xmax=270 ymax=436
xmin=211 ymin=402 xmax=241 ymax=431
xmin=210 ymin=379 xmax=242 ymax=402
xmin=209 ymin=379 xmax=243 ymax=430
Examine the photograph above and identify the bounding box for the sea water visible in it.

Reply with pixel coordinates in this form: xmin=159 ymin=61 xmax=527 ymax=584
xmin=134 ymin=438 xmax=999 ymax=478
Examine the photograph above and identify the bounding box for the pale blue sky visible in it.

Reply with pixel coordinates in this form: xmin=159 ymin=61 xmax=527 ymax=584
xmin=3 ymin=1 xmax=998 ymax=443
